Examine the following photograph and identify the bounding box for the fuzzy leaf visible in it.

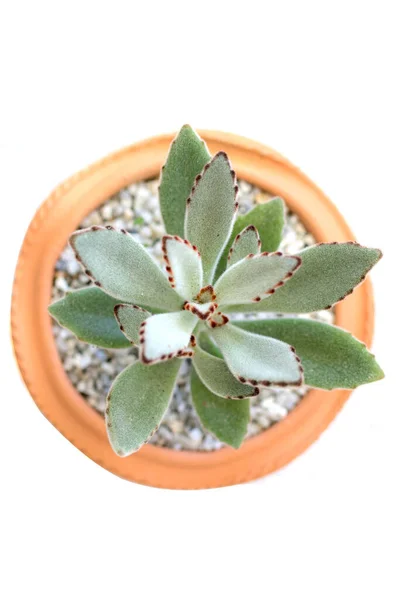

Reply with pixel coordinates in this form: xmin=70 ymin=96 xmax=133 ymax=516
xmin=191 ymin=369 xmax=250 ymax=449
xmin=159 ymin=125 xmax=211 ymax=237
xmin=227 ymin=225 xmax=261 ymax=266
xmin=193 ymin=345 xmax=259 ymax=399
xmin=140 ymin=311 xmax=197 ymax=364
xmin=184 ymin=152 xmax=238 ymax=284
xmin=162 ymin=235 xmax=203 ymax=300
xmin=198 ymin=331 xmax=223 ymax=358
xmin=214 ymin=197 xmax=285 ymax=280
xmin=236 ymin=318 xmax=384 ymax=390
xmin=210 ymin=323 xmax=303 ymax=386
xmin=106 ymin=360 xmax=180 ymax=456
xmin=215 ymin=252 xmax=301 ymax=307
xmin=228 ymin=243 xmax=382 ymax=314
xmin=114 ymin=304 xmax=151 ymax=345
xmin=70 ymin=226 xmax=182 ymax=311
xmin=48 ymin=287 xmax=131 ymax=349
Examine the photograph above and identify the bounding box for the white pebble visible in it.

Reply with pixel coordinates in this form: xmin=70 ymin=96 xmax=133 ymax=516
xmin=101 ymin=205 xmax=113 ymax=220
xmin=189 ymin=428 xmax=203 ymax=443
xmin=55 ymin=276 xmax=69 ymax=292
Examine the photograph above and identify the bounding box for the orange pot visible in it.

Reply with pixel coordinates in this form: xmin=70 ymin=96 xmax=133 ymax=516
xmin=11 ymin=131 xmax=374 ymax=489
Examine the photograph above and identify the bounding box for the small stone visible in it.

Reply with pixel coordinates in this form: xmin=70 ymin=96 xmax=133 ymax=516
xmin=66 ymin=261 xmax=80 ymax=276
xmin=189 ymin=428 xmax=203 ymax=443
xmin=169 ymin=420 xmax=184 ymax=434
xmin=55 ymin=276 xmax=69 ymax=292
xmin=127 ymin=183 xmax=138 ymax=195
xmin=304 ymin=234 xmax=315 ymax=246
xmin=265 ymin=402 xmax=288 ymax=421
xmin=239 ymin=180 xmax=251 ymax=194
xmin=101 ymin=204 xmax=113 ymax=220
xmin=120 ymin=190 xmax=132 ymax=207
xmin=75 ymin=354 xmax=91 ymax=369
xmin=101 ymin=362 xmax=115 ymax=375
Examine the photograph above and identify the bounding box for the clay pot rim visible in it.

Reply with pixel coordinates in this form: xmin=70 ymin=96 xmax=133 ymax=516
xmin=11 ymin=130 xmax=374 ymax=489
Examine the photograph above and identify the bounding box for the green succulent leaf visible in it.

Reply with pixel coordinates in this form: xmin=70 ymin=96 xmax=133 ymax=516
xmin=114 ymin=304 xmax=151 ymax=345
xmin=48 ymin=287 xmax=131 ymax=349
xmin=106 ymin=360 xmax=181 ymax=456
xmin=197 ymin=331 xmax=223 ymax=358
xmin=214 ymin=197 xmax=285 ymax=280
xmin=140 ymin=311 xmax=197 ymax=364
xmin=236 ymin=318 xmax=384 ymax=390
xmin=184 ymin=152 xmax=238 ymax=284
xmin=159 ymin=125 xmax=211 ymax=237
xmin=228 ymin=243 xmax=382 ymax=314
xmin=162 ymin=235 xmax=203 ymax=300
xmin=215 ymin=252 xmax=301 ymax=307
xmin=192 ymin=345 xmax=259 ymax=399
xmin=227 ymin=225 xmax=261 ymax=266
xmin=210 ymin=323 xmax=303 ymax=386
xmin=191 ymin=369 xmax=250 ymax=449
xmin=70 ymin=226 xmax=182 ymax=311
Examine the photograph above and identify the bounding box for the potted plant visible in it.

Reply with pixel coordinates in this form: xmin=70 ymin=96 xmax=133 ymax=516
xmin=11 ymin=126 xmax=383 ymax=488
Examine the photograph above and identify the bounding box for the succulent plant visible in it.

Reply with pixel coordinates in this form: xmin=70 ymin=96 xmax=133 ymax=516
xmin=49 ymin=125 xmax=384 ymax=455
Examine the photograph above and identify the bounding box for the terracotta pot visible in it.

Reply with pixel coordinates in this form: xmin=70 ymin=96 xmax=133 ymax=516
xmin=11 ymin=131 xmax=375 ymax=489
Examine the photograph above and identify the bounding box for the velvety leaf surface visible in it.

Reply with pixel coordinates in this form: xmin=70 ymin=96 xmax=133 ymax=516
xmin=114 ymin=304 xmax=151 ymax=345
xmin=198 ymin=331 xmax=223 ymax=358
xmin=191 ymin=369 xmax=250 ymax=449
xmin=210 ymin=324 xmax=303 ymax=386
xmin=236 ymin=318 xmax=384 ymax=389
xmin=140 ymin=311 xmax=197 ymax=363
xmin=214 ymin=197 xmax=285 ymax=280
xmin=70 ymin=227 xmax=182 ymax=311
xmin=159 ymin=125 xmax=211 ymax=237
xmin=162 ymin=235 xmax=203 ymax=300
xmin=215 ymin=252 xmax=301 ymax=307
xmin=192 ymin=345 xmax=259 ymax=399
xmin=228 ymin=243 xmax=382 ymax=314
xmin=48 ymin=287 xmax=130 ymax=349
xmin=227 ymin=225 xmax=261 ymax=266
xmin=184 ymin=152 xmax=238 ymax=284
xmin=106 ymin=360 xmax=181 ymax=456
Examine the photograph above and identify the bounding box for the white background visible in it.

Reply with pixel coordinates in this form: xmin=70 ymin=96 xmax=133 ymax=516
xmin=1 ymin=2 xmax=399 ymax=599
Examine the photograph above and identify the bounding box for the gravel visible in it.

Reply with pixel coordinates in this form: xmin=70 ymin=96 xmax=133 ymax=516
xmin=51 ymin=179 xmax=335 ymax=451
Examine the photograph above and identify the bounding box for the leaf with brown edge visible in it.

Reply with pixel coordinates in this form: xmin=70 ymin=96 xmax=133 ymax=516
xmin=70 ymin=226 xmax=182 ymax=312
xmin=106 ymin=360 xmax=181 ymax=456
xmin=236 ymin=318 xmax=384 ymax=390
xmin=183 ymin=301 xmax=217 ymax=320
xmin=191 ymin=369 xmax=250 ymax=449
xmin=215 ymin=252 xmax=301 ymax=307
xmin=159 ymin=125 xmax=211 ymax=237
xmin=227 ymin=225 xmax=261 ymax=266
xmin=207 ymin=311 xmax=230 ymax=328
xmin=184 ymin=152 xmax=238 ymax=284
xmin=139 ymin=311 xmax=197 ymax=364
xmin=227 ymin=243 xmax=382 ymax=314
xmin=114 ymin=304 xmax=151 ymax=345
xmin=214 ymin=197 xmax=285 ymax=280
xmin=192 ymin=345 xmax=259 ymax=399
xmin=48 ymin=287 xmax=131 ymax=349
xmin=210 ymin=323 xmax=304 ymax=387
xmin=162 ymin=235 xmax=203 ymax=300
xmin=196 ymin=285 xmax=217 ymax=303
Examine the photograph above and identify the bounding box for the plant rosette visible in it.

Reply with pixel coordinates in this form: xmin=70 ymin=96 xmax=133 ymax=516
xmin=11 ymin=127 xmax=383 ymax=489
